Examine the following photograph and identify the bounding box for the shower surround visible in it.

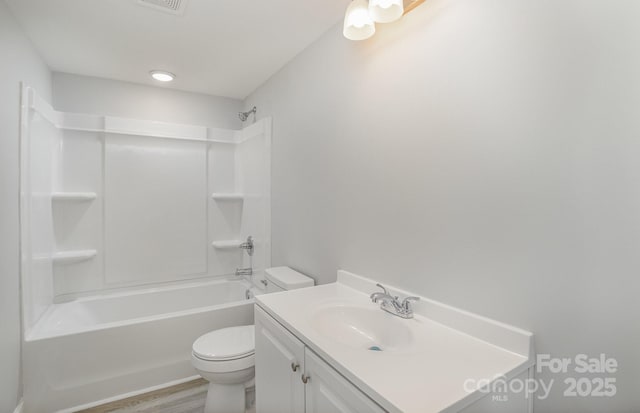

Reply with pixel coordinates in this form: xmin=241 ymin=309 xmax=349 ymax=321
xmin=19 ymin=85 xmax=271 ymax=412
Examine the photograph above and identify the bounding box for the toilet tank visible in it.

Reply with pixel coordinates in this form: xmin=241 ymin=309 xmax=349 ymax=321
xmin=264 ymin=267 xmax=314 ymax=293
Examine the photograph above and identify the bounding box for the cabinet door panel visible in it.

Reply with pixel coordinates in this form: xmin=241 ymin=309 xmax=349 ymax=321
xmin=304 ymin=350 xmax=386 ymax=413
xmin=255 ymin=306 xmax=305 ymax=413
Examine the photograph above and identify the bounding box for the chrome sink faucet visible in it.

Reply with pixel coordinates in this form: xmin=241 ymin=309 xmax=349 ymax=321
xmin=370 ymin=283 xmax=420 ymax=319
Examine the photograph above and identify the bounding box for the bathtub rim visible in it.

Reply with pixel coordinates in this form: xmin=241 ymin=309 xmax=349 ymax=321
xmin=27 ymin=276 xmax=257 ymax=342
xmin=53 ymin=272 xmax=261 ymax=304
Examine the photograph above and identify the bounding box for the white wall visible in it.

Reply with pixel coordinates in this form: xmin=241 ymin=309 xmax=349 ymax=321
xmin=244 ymin=0 xmax=640 ymax=411
xmin=53 ymin=72 xmax=242 ymax=130
xmin=0 ymin=2 xmax=51 ymax=411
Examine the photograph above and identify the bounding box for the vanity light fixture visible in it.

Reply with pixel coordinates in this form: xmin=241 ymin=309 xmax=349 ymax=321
xmin=150 ymin=70 xmax=175 ymax=82
xmin=343 ymin=0 xmax=376 ymax=41
xmin=369 ymin=0 xmax=404 ymax=23
xmin=343 ymin=0 xmax=426 ymax=41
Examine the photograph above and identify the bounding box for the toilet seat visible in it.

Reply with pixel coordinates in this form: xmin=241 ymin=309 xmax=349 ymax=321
xmin=193 ymin=325 xmax=255 ymax=361
xmin=191 ymin=325 xmax=255 ymax=373
xmin=192 ymin=351 xmax=255 ymax=373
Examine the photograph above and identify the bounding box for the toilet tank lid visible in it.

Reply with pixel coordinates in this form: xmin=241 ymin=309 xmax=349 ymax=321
xmin=265 ymin=266 xmax=314 ymax=290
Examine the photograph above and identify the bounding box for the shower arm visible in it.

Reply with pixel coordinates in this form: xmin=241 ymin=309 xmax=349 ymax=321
xmin=239 ymin=106 xmax=257 ymax=123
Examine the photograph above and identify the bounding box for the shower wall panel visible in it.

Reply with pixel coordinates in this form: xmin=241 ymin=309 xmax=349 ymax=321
xmin=52 ymin=129 xmax=103 ymax=296
xmin=208 ymin=142 xmax=243 ymax=276
xmin=21 ymin=87 xmax=271 ymax=327
xmin=104 ymin=135 xmax=208 ymax=285
xmin=236 ymin=120 xmax=271 ymax=280
xmin=22 ymin=110 xmax=60 ymax=330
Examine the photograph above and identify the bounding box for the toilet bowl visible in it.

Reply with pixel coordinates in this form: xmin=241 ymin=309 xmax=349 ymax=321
xmin=191 ymin=267 xmax=314 ymax=413
xmin=192 ymin=325 xmax=255 ymax=413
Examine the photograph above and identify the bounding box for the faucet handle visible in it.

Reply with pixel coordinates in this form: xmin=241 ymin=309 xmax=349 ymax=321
xmin=375 ymin=283 xmax=389 ymax=295
xmin=239 ymin=236 xmax=254 ymax=256
xmin=401 ymin=296 xmax=420 ymax=311
xmin=370 ymin=284 xmax=392 ymax=303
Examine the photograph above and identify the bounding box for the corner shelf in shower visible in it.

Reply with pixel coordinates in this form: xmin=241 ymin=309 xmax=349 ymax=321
xmin=211 ymin=240 xmax=243 ymax=249
xmin=211 ymin=193 xmax=245 ymax=201
xmin=52 ymin=192 xmax=97 ymax=202
xmin=52 ymin=249 xmax=97 ymax=264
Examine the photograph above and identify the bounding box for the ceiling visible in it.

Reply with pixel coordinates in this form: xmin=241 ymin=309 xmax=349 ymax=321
xmin=6 ymin=0 xmax=347 ymax=99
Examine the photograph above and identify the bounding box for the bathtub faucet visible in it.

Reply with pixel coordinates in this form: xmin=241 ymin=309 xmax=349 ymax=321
xmin=239 ymin=236 xmax=254 ymax=256
xmin=235 ymin=267 xmax=253 ymax=276
xmin=236 ymin=236 xmax=254 ymax=276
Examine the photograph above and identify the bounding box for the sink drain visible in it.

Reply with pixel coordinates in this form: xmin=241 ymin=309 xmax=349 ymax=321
xmin=368 ymin=346 xmax=383 ymax=351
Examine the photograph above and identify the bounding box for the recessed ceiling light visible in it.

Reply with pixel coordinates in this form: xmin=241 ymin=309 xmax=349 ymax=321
xmin=150 ymin=70 xmax=175 ymax=82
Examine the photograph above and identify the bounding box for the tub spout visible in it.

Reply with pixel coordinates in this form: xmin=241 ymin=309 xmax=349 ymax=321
xmin=235 ymin=267 xmax=253 ymax=276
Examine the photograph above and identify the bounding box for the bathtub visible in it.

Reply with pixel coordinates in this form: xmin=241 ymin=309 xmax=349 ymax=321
xmin=23 ymin=277 xmax=256 ymax=413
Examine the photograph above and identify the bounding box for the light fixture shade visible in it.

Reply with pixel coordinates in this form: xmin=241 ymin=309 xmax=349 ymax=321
xmin=343 ymin=0 xmax=375 ymax=41
xmin=369 ymin=0 xmax=404 ymax=23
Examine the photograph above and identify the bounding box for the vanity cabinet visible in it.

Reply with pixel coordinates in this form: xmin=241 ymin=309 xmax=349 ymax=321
xmin=255 ymin=306 xmax=305 ymax=413
xmin=255 ymin=306 xmax=386 ymax=413
xmin=304 ymin=349 xmax=385 ymax=413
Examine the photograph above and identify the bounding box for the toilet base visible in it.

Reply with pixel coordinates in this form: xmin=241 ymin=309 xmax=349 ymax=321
xmin=204 ymin=382 xmax=246 ymax=413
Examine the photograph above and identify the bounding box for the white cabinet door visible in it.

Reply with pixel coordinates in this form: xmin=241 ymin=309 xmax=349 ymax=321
xmin=255 ymin=306 xmax=306 ymax=413
xmin=304 ymin=350 xmax=386 ymax=413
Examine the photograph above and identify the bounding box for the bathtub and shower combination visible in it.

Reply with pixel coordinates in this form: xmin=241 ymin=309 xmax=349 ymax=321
xmin=20 ymin=87 xmax=272 ymax=412
xmin=24 ymin=277 xmax=259 ymax=412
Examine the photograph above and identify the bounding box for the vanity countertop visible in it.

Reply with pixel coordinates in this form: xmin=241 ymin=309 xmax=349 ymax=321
xmin=255 ymin=270 xmax=534 ymax=413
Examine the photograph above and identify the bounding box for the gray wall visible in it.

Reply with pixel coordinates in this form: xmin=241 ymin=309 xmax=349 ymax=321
xmin=53 ymin=73 xmax=243 ymax=130
xmin=0 ymin=2 xmax=51 ymax=412
xmin=244 ymin=0 xmax=640 ymax=411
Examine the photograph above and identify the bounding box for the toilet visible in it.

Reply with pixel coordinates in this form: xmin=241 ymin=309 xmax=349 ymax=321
xmin=191 ymin=267 xmax=314 ymax=413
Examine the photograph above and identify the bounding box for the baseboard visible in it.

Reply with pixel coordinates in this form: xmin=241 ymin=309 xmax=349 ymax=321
xmin=13 ymin=399 xmax=24 ymax=413
xmin=55 ymin=375 xmax=200 ymax=413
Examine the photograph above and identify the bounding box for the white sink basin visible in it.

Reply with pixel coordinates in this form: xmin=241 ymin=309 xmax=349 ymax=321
xmin=310 ymin=304 xmax=413 ymax=351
